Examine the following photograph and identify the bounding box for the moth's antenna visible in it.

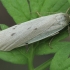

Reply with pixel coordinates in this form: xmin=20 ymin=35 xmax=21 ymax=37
xmin=27 ymin=0 xmax=32 ymax=15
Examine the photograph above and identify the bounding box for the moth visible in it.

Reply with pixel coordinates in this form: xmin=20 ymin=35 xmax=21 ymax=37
xmin=0 ymin=13 xmax=70 ymax=51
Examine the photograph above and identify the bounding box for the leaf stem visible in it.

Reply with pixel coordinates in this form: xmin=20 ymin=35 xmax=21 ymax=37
xmin=27 ymin=45 xmax=34 ymax=70
xmin=28 ymin=56 xmax=34 ymax=70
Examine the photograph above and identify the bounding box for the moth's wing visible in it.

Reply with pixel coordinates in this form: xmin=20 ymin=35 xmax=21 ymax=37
xmin=0 ymin=14 xmax=56 ymax=51
xmin=24 ymin=18 xmax=69 ymax=44
xmin=21 ymin=13 xmax=69 ymax=45
xmin=27 ymin=24 xmax=65 ymax=44
xmin=0 ymin=13 xmax=68 ymax=51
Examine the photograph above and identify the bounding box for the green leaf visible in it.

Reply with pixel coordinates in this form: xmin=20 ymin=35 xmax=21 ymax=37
xmin=50 ymin=45 xmax=70 ymax=70
xmin=0 ymin=0 xmax=70 ymax=65
xmin=68 ymin=0 xmax=70 ymax=4
xmin=0 ymin=47 xmax=28 ymax=64
xmin=35 ymin=29 xmax=69 ymax=55
xmin=0 ymin=24 xmax=8 ymax=30
xmin=1 ymin=0 xmax=31 ymax=24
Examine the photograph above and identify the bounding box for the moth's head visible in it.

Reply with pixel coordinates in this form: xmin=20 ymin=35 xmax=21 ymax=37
xmin=54 ymin=13 xmax=70 ymax=30
xmin=56 ymin=13 xmax=70 ymax=25
xmin=63 ymin=13 xmax=70 ymax=24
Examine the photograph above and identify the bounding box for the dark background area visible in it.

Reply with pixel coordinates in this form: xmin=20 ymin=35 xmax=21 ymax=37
xmin=0 ymin=54 xmax=54 ymax=70
xmin=0 ymin=2 xmax=54 ymax=70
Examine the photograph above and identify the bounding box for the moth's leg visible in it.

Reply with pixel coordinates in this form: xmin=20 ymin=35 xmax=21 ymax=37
xmin=49 ymin=37 xmax=54 ymax=49
xmin=36 ymin=12 xmax=41 ymax=17
xmin=25 ymin=43 xmax=29 ymax=52
xmin=66 ymin=7 xmax=70 ymax=14
xmin=49 ymin=32 xmax=59 ymax=49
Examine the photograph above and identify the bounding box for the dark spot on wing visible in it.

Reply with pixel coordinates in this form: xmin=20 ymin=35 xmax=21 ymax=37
xmin=27 ymin=27 xmax=31 ymax=30
xmin=34 ymin=28 xmax=37 ymax=30
xmin=13 ymin=27 xmax=16 ymax=29
xmin=11 ymin=33 xmax=15 ymax=36
xmin=25 ymin=42 xmax=28 ymax=45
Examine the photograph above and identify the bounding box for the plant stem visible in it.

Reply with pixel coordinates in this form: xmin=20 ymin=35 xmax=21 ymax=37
xmin=27 ymin=45 xmax=34 ymax=70
xmin=28 ymin=56 xmax=34 ymax=70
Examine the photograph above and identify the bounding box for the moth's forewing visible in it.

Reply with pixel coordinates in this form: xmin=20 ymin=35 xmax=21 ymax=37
xmin=0 ymin=13 xmax=69 ymax=51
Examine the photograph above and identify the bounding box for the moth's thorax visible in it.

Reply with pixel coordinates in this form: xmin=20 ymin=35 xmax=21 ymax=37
xmin=55 ymin=13 xmax=70 ymax=25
